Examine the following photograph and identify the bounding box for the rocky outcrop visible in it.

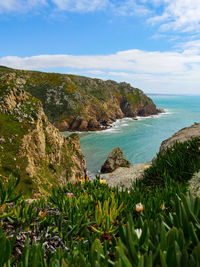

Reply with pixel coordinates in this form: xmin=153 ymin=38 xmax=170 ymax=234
xmin=159 ymin=123 xmax=200 ymax=153
xmin=0 ymin=66 xmax=161 ymax=132
xmin=101 ymin=147 xmax=130 ymax=173
xmin=100 ymin=162 xmax=151 ymax=189
xmin=0 ymin=75 xmax=86 ymax=197
xmin=189 ymin=171 xmax=200 ymax=198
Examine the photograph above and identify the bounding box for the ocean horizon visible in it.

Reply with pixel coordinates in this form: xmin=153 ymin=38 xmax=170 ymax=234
xmin=63 ymin=94 xmax=200 ymax=177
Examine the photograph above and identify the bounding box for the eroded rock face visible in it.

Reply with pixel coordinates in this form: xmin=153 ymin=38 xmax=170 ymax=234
xmin=189 ymin=171 xmax=200 ymax=198
xmin=0 ymin=66 xmax=161 ymax=132
xmin=101 ymin=147 xmax=130 ymax=173
xmin=159 ymin=123 xmax=200 ymax=153
xmin=0 ymin=76 xmax=86 ymax=197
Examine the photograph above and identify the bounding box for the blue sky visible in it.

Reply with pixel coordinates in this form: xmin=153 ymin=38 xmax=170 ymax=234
xmin=0 ymin=0 xmax=200 ymax=94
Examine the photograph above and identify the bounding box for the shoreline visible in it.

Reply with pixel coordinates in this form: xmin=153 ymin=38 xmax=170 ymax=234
xmin=62 ymin=108 xmax=168 ymax=136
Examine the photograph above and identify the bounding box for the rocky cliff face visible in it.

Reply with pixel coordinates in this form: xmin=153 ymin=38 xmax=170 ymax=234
xmin=0 ymin=67 xmax=160 ymax=131
xmin=0 ymin=70 xmax=86 ymax=197
xmin=159 ymin=123 xmax=200 ymax=153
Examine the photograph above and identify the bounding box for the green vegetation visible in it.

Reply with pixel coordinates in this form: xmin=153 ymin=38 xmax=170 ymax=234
xmin=143 ymin=138 xmax=200 ymax=188
xmin=0 ymin=82 xmax=85 ymax=197
xmin=0 ymin=139 xmax=200 ymax=266
xmin=0 ymin=113 xmax=29 ymax=182
xmin=0 ymin=174 xmax=21 ymax=205
xmin=0 ymin=67 xmax=156 ymax=127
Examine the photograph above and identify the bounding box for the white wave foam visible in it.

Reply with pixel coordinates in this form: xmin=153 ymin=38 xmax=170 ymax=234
xmin=63 ymin=109 xmax=173 ymax=135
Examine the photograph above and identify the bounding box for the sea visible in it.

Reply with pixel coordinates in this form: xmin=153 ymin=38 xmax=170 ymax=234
xmin=63 ymin=95 xmax=200 ymax=177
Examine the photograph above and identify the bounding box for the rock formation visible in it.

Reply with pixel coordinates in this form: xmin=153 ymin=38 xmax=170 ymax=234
xmin=159 ymin=123 xmax=200 ymax=153
xmin=0 ymin=66 xmax=161 ymax=132
xmin=101 ymin=147 xmax=130 ymax=173
xmin=0 ymin=72 xmax=86 ymax=197
xmin=189 ymin=171 xmax=200 ymax=198
xmin=100 ymin=162 xmax=151 ymax=189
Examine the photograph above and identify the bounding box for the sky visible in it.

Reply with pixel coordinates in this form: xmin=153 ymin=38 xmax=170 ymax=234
xmin=0 ymin=0 xmax=200 ymax=94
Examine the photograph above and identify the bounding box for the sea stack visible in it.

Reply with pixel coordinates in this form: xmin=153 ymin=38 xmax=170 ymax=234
xmin=101 ymin=147 xmax=131 ymax=173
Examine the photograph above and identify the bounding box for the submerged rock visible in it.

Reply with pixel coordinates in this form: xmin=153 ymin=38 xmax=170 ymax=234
xmin=101 ymin=147 xmax=130 ymax=173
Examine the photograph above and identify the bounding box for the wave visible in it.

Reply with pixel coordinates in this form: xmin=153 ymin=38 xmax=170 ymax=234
xmin=137 ymin=109 xmax=172 ymax=120
xmin=97 ymin=108 xmax=173 ymax=134
xmin=63 ymin=109 xmax=173 ymax=136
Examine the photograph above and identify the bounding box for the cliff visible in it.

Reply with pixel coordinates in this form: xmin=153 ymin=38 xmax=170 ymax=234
xmin=0 ymin=71 xmax=86 ymax=197
xmin=159 ymin=123 xmax=200 ymax=153
xmin=0 ymin=66 xmax=160 ymax=131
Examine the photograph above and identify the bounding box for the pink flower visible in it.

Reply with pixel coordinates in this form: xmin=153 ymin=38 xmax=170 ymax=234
xmin=67 ymin=193 xmax=73 ymax=197
xmin=136 ymin=203 xmax=144 ymax=212
xmin=38 ymin=210 xmax=43 ymax=216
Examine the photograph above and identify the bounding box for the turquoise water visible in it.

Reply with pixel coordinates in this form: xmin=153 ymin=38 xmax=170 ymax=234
xmin=65 ymin=95 xmax=200 ymax=176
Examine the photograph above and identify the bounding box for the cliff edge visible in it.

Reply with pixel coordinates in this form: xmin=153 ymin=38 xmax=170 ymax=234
xmin=159 ymin=123 xmax=200 ymax=153
xmin=0 ymin=71 xmax=86 ymax=197
xmin=0 ymin=66 xmax=160 ymax=131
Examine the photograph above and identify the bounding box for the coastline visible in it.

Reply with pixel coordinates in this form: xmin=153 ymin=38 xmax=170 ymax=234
xmin=62 ymin=108 xmax=168 ymax=136
xmin=62 ymin=108 xmax=169 ymax=179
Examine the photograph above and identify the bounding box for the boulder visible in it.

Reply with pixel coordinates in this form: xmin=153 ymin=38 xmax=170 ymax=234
xmin=101 ymin=147 xmax=130 ymax=173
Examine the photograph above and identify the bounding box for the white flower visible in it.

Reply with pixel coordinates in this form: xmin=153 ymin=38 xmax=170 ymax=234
xmin=135 ymin=228 xmax=142 ymax=239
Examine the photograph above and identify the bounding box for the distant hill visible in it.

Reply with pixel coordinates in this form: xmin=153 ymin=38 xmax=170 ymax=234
xmin=0 ymin=66 xmax=160 ymax=131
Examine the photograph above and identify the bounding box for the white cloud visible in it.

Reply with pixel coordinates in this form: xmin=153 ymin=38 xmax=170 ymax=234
xmin=0 ymin=50 xmax=196 ymax=74
xmin=0 ymin=0 xmax=47 ymax=13
xmin=0 ymin=0 xmax=108 ymax=14
xmin=112 ymin=0 xmax=150 ymax=16
xmin=85 ymin=70 xmax=105 ymax=75
xmin=1 ymin=44 xmax=200 ymax=94
xmin=52 ymin=0 xmax=108 ymax=12
xmin=180 ymin=40 xmax=200 ymax=54
xmin=0 ymin=0 xmax=199 ymax=34
xmin=149 ymin=0 xmax=200 ymax=33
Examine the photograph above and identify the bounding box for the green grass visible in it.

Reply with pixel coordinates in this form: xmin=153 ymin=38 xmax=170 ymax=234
xmin=143 ymin=138 xmax=200 ymax=188
xmin=0 ymin=113 xmax=29 ymax=179
xmin=0 ymin=139 xmax=200 ymax=266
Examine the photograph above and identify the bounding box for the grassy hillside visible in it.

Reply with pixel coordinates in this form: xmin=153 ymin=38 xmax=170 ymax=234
xmin=0 ymin=66 xmax=159 ymax=131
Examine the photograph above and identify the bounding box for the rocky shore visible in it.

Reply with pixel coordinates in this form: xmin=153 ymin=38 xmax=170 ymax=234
xmin=100 ymin=123 xmax=200 ymax=191
xmin=0 ymin=66 xmax=161 ymax=132
xmin=100 ymin=162 xmax=151 ymax=189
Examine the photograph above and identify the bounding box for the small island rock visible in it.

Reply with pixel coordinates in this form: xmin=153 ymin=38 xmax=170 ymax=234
xmin=101 ymin=147 xmax=130 ymax=173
